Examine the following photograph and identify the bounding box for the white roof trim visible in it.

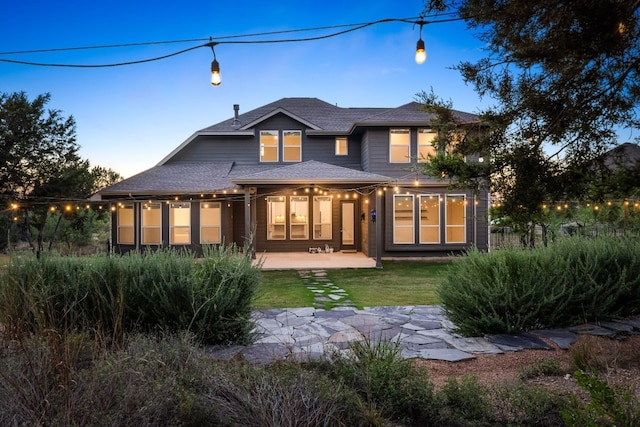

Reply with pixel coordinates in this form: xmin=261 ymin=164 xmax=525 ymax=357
xmin=240 ymin=107 xmax=322 ymax=131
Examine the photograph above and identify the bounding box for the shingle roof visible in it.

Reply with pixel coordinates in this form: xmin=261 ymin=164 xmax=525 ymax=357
xmin=98 ymin=163 xmax=236 ymax=196
xmin=200 ymin=98 xmax=479 ymax=134
xmin=230 ymin=160 xmax=391 ymax=184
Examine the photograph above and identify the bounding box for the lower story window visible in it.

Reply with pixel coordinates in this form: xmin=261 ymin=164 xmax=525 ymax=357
xmin=141 ymin=202 xmax=162 ymax=245
xmin=267 ymin=196 xmax=286 ymax=240
xmin=290 ymin=196 xmax=309 ymax=240
xmin=419 ymin=195 xmax=440 ymax=244
xmin=313 ymin=196 xmax=332 ymax=239
xmin=200 ymin=202 xmax=221 ymax=244
xmin=446 ymin=195 xmax=466 ymax=243
xmin=170 ymin=202 xmax=191 ymax=244
xmin=117 ymin=203 xmax=134 ymax=244
xmin=393 ymin=194 xmax=415 ymax=244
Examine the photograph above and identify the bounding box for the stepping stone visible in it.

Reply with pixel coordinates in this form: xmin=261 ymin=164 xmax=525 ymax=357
xmin=287 ymin=307 xmax=316 ymax=317
xmin=328 ymin=328 xmax=364 ymax=343
xmin=530 ymin=329 xmax=578 ymax=349
xmin=314 ymin=309 xmax=357 ymax=319
xmin=597 ymin=321 xmax=635 ymax=334
xmin=239 ymin=343 xmax=293 ymax=364
xmin=569 ymin=323 xmax=619 ymax=337
xmin=328 ymin=294 xmax=344 ymax=301
xmin=485 ymin=333 xmax=553 ymax=350
xmin=414 ymin=348 xmax=475 ymax=362
xmin=207 ymin=345 xmax=245 ymax=361
xmin=447 ymin=337 xmax=503 ymax=354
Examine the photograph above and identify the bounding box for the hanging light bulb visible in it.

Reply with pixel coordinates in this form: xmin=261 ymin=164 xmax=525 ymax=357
xmin=415 ymin=38 xmax=426 ymax=64
xmin=209 ymin=39 xmax=221 ymax=86
xmin=211 ymin=58 xmax=221 ymax=86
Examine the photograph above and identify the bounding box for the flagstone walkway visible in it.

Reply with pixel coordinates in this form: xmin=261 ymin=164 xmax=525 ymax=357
xmin=207 ymin=270 xmax=640 ymax=365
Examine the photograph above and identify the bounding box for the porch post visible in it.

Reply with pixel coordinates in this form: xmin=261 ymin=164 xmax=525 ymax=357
xmin=244 ymin=187 xmax=253 ymax=257
xmin=376 ymin=186 xmax=383 ymax=269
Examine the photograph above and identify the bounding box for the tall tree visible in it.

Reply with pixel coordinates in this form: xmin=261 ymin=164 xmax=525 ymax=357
xmin=0 ymin=91 xmax=119 ymax=256
xmin=420 ymin=0 xmax=640 ymax=244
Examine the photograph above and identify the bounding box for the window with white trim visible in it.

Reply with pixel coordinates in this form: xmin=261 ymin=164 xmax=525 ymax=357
xmin=313 ymin=196 xmax=332 ymax=239
xmin=389 ymin=128 xmax=411 ymax=163
xmin=141 ymin=202 xmax=162 ymax=245
xmin=393 ymin=194 xmax=414 ymax=244
xmin=267 ymin=196 xmax=286 ymax=240
xmin=283 ymin=130 xmax=301 ymax=162
xmin=117 ymin=203 xmax=134 ymax=244
xmin=335 ymin=137 xmax=348 ymax=156
xmin=260 ymin=130 xmax=279 ymax=162
xmin=446 ymin=195 xmax=466 ymax=243
xmin=169 ymin=202 xmax=191 ymax=244
xmin=417 ymin=129 xmax=437 ymax=163
xmin=290 ymin=196 xmax=309 ymax=240
xmin=200 ymin=202 xmax=221 ymax=244
xmin=419 ymin=194 xmax=440 ymax=243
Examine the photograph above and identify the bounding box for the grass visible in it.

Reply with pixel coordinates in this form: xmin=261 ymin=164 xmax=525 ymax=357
xmin=255 ymin=260 xmax=449 ymax=309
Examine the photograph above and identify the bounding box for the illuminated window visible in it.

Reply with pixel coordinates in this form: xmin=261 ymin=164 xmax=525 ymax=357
xmin=389 ymin=128 xmax=410 ymax=163
xmin=290 ymin=196 xmax=309 ymax=240
xmin=418 ymin=129 xmax=437 ymax=163
xmin=260 ymin=130 xmax=278 ymax=162
xmin=446 ymin=195 xmax=466 ymax=243
xmin=335 ymin=137 xmax=348 ymax=156
xmin=117 ymin=203 xmax=134 ymax=244
xmin=141 ymin=202 xmax=162 ymax=245
xmin=419 ymin=195 xmax=440 ymax=243
xmin=200 ymin=202 xmax=221 ymax=244
xmin=267 ymin=196 xmax=286 ymax=240
xmin=169 ymin=202 xmax=190 ymax=244
xmin=313 ymin=196 xmax=332 ymax=239
xmin=393 ymin=194 xmax=414 ymax=244
xmin=283 ymin=130 xmax=301 ymax=162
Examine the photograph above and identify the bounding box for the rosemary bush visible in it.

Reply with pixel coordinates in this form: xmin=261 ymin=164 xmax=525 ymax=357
xmin=440 ymin=236 xmax=640 ymax=336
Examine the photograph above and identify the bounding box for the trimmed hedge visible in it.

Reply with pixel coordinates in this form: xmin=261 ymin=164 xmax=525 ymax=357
xmin=439 ymin=237 xmax=640 ymax=336
xmin=0 ymin=246 xmax=260 ymax=345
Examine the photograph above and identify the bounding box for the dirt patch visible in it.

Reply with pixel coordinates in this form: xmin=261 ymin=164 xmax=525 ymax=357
xmin=413 ymin=334 xmax=640 ymax=397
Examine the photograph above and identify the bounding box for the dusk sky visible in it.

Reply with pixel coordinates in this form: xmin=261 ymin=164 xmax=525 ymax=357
xmin=1 ymin=1 xmax=494 ymax=178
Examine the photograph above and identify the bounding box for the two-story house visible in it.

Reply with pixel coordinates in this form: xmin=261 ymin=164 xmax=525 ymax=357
xmin=94 ymin=97 xmax=490 ymax=263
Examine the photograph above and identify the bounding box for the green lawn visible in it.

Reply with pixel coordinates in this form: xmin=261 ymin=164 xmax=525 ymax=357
xmin=254 ymin=260 xmax=450 ymax=309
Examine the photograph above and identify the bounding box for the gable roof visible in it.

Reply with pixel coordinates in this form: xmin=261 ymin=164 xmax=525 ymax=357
xmin=230 ymin=160 xmax=391 ymax=185
xmin=158 ymin=98 xmax=480 ymax=165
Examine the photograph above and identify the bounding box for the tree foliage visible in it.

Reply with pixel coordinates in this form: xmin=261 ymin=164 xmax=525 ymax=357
xmin=0 ymin=91 xmax=121 ymax=255
xmin=420 ymin=0 xmax=640 ymax=244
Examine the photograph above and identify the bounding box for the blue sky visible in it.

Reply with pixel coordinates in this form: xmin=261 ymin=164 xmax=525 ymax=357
xmin=1 ymin=0 xmax=492 ymax=178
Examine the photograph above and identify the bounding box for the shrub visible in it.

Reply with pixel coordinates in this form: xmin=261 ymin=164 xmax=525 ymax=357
xmin=436 ymin=375 xmax=493 ymax=426
xmin=326 ymin=338 xmax=438 ymax=425
xmin=491 ymin=382 xmax=569 ymax=426
xmin=439 ymin=237 xmax=640 ymax=336
xmin=0 ymin=245 xmax=260 ymax=346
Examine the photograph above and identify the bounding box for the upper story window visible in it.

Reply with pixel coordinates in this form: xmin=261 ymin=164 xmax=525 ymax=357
xmin=283 ymin=130 xmax=302 ymax=162
xmin=417 ymin=129 xmax=437 ymax=163
xmin=389 ymin=128 xmax=410 ymax=163
xmin=335 ymin=137 xmax=348 ymax=156
xmin=260 ymin=130 xmax=279 ymax=162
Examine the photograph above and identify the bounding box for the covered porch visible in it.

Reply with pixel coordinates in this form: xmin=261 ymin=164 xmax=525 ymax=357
xmin=254 ymin=251 xmax=377 ymax=270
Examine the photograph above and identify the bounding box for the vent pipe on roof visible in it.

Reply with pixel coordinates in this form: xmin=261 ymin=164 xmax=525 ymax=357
xmin=231 ymin=104 xmax=240 ymax=129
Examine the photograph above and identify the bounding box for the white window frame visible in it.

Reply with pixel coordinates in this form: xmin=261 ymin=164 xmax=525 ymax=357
xmin=283 ymin=130 xmax=302 ymax=162
xmin=290 ymin=196 xmax=309 ymax=240
xmin=417 ymin=129 xmax=437 ymax=163
xmin=169 ymin=202 xmax=191 ymax=245
xmin=260 ymin=130 xmax=279 ymax=162
xmin=393 ymin=194 xmax=415 ymax=244
xmin=335 ymin=137 xmax=348 ymax=156
xmin=200 ymin=202 xmax=221 ymax=244
xmin=419 ymin=194 xmax=440 ymax=244
xmin=141 ymin=201 xmax=162 ymax=245
xmin=313 ymin=195 xmax=332 ymax=240
xmin=267 ymin=196 xmax=286 ymax=240
xmin=445 ymin=194 xmax=466 ymax=243
xmin=389 ymin=128 xmax=411 ymax=163
xmin=117 ymin=202 xmax=135 ymax=244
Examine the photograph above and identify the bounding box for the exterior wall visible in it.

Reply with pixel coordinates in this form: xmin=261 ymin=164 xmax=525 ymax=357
xmin=252 ymin=186 xmax=353 ymax=253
